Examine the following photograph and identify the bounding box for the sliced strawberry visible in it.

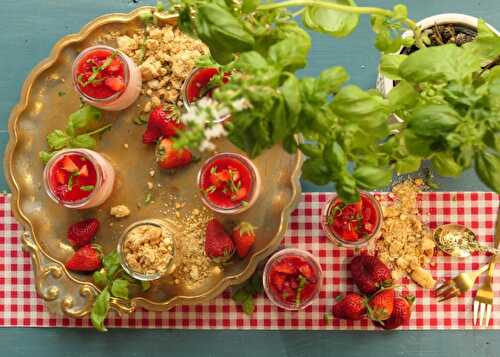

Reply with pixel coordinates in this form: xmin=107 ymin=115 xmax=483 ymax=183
xmin=104 ymin=76 xmax=125 ymax=92
xmin=298 ymin=263 xmax=315 ymax=281
xmin=55 ymin=170 xmax=66 ymax=185
xmin=106 ymin=58 xmax=122 ymax=73
xmin=156 ymin=138 xmax=192 ymax=170
xmin=231 ymin=187 xmax=248 ymax=202
xmin=61 ymin=156 xmax=78 ymax=173
xmin=271 ymin=273 xmax=286 ymax=291
xmin=274 ymin=262 xmax=297 ymax=275
xmin=78 ymin=165 xmax=89 ymax=178
xmin=66 ymin=245 xmax=102 ymax=272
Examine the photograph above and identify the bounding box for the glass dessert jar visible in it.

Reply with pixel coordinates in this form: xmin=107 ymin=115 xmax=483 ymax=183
xmin=181 ymin=67 xmax=230 ymax=123
xmin=43 ymin=149 xmax=115 ymax=209
xmin=197 ymin=152 xmax=261 ymax=215
xmin=263 ymin=248 xmax=323 ymax=310
xmin=117 ymin=219 xmax=178 ymax=281
xmin=320 ymin=191 xmax=383 ymax=247
xmin=72 ymin=45 xmax=141 ymax=111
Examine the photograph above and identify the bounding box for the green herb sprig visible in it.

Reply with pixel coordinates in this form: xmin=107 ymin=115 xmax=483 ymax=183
xmin=91 ymin=251 xmax=151 ymax=332
xmin=39 ymin=105 xmax=112 ymax=164
xmin=232 ymin=267 xmax=264 ymax=315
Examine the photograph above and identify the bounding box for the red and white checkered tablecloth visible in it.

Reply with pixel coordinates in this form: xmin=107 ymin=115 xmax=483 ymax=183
xmin=0 ymin=192 xmax=499 ymax=329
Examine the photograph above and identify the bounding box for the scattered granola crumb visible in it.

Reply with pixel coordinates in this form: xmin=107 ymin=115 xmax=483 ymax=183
xmin=123 ymin=143 xmax=129 ymax=149
xmin=123 ymin=224 xmax=174 ymax=276
xmin=110 ymin=205 xmax=131 ymax=218
xmin=147 ymin=182 xmax=154 ymax=190
xmin=149 ymin=170 xmax=156 ymax=177
xmin=375 ymin=180 xmax=436 ymax=288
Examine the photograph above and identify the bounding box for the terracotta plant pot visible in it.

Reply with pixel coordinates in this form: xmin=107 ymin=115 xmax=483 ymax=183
xmin=376 ymin=13 xmax=500 ymax=123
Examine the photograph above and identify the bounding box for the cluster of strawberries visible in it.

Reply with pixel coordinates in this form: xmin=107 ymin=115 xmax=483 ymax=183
xmin=65 ymin=218 xmax=102 ymax=272
xmin=143 ymin=107 xmax=193 ymax=170
xmin=332 ymin=254 xmax=414 ymax=330
xmin=204 ymin=218 xmax=256 ymax=262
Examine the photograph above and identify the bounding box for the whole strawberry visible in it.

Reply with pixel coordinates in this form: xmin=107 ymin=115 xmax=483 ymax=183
xmin=367 ymin=288 xmax=395 ymax=323
xmin=350 ymin=254 xmax=392 ymax=295
xmin=67 ymin=218 xmax=100 ymax=248
xmin=143 ymin=107 xmax=184 ymax=144
xmin=204 ymin=219 xmax=235 ymax=263
xmin=232 ymin=222 xmax=256 ymax=258
xmin=66 ymin=245 xmax=102 ymax=272
xmin=156 ymin=138 xmax=193 ymax=169
xmin=378 ymin=296 xmax=414 ymax=330
xmin=332 ymin=292 xmax=367 ymax=320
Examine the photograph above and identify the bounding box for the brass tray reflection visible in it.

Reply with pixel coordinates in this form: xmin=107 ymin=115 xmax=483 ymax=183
xmin=4 ymin=7 xmax=302 ymax=316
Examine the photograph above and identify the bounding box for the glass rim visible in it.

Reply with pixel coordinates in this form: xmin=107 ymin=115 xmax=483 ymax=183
xmin=320 ymin=191 xmax=383 ymax=248
xmin=43 ymin=148 xmax=104 ymax=208
xmin=196 ymin=152 xmax=261 ymax=215
xmin=262 ymin=248 xmax=323 ymax=311
xmin=117 ymin=219 xmax=176 ymax=281
xmin=72 ymin=45 xmax=130 ymax=103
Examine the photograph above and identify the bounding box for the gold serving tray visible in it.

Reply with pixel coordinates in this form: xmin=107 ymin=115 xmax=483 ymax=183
xmin=4 ymin=7 xmax=302 ymax=316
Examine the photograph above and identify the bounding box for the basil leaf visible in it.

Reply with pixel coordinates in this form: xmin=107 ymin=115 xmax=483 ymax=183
xmin=232 ymin=288 xmax=251 ymax=304
xmin=399 ymin=44 xmax=482 ymax=83
xmin=395 ymin=156 xmax=421 ymax=175
xmin=407 ymin=104 xmax=460 ymax=137
xmin=242 ymin=296 xmax=255 ymax=315
xmin=403 ymin=130 xmax=434 ymax=157
xmin=379 ymin=54 xmax=407 ymax=80
xmin=475 ymin=151 xmax=500 ymax=193
xmin=93 ymin=269 xmax=108 ymax=288
xmin=280 ymin=75 xmax=301 ymax=120
xmin=431 ymin=152 xmax=463 ymax=177
xmin=303 ymin=0 xmax=359 ymax=37
xmin=283 ymin=135 xmax=298 ymax=154
xmin=141 ymin=281 xmax=151 ymax=292
xmin=299 ymin=143 xmax=323 ymax=158
xmin=111 ymin=279 xmax=130 ymax=299
xmin=269 ymin=32 xmax=311 ymax=71
xmin=47 ymin=130 xmax=71 ymax=150
xmin=324 ymin=142 xmax=347 ymax=171
xmin=336 ymin=173 xmax=359 ymax=203
xmin=270 ymin=97 xmax=288 ymax=142
xmin=353 ymin=165 xmax=393 ymax=189
xmin=392 ymin=4 xmax=408 ymax=20
xmin=39 ymin=151 xmax=55 ymax=164
xmin=302 ymin=158 xmax=331 ymax=185
xmin=317 ymin=66 xmax=349 ymax=94
xmin=103 ymin=251 xmax=121 ymax=279
xmin=91 ymin=287 xmax=110 ymax=332
xmin=67 ymin=105 xmax=102 ymax=136
xmin=464 ymin=19 xmax=500 ymax=62
xmin=237 ymin=51 xmax=268 ymax=71
xmin=375 ymin=30 xmax=402 ymax=53
xmin=70 ymin=134 xmax=97 ymax=149
xmin=388 ymin=80 xmax=418 ymax=109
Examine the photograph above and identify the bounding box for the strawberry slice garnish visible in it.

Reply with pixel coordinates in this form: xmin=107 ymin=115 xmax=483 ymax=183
xmin=271 ymin=273 xmax=286 ymax=291
xmin=55 ymin=170 xmax=66 ymax=185
xmin=62 ymin=156 xmax=78 ymax=173
xmin=67 ymin=218 xmax=100 ymax=248
xmin=231 ymin=187 xmax=248 ymax=202
xmin=78 ymin=165 xmax=89 ymax=177
xmin=273 ymin=262 xmax=297 ymax=275
xmin=65 ymin=244 xmax=102 ymax=272
xmin=104 ymin=76 xmax=125 ymax=92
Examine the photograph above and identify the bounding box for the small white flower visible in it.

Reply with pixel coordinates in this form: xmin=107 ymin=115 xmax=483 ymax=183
xmin=205 ymin=123 xmax=227 ymax=140
xmin=199 ymin=139 xmax=216 ymax=152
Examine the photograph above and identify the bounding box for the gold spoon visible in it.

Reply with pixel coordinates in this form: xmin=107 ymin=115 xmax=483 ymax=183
xmin=433 ymin=224 xmax=499 ymax=258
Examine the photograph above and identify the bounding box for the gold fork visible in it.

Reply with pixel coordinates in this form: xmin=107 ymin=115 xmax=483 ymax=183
xmin=434 ymin=264 xmax=489 ymax=302
xmin=473 ymin=209 xmax=500 ymax=327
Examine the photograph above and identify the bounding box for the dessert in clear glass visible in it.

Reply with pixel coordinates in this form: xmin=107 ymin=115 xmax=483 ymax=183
xmin=181 ymin=67 xmax=230 ymax=123
xmin=197 ymin=152 xmax=261 ymax=215
xmin=263 ymin=248 xmax=323 ymax=310
xmin=320 ymin=191 xmax=383 ymax=247
xmin=117 ymin=219 xmax=177 ymax=281
xmin=72 ymin=45 xmax=141 ymax=111
xmin=43 ymin=149 xmax=115 ymax=209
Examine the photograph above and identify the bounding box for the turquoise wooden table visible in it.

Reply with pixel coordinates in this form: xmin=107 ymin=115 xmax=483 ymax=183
xmin=0 ymin=1 xmax=498 ymax=356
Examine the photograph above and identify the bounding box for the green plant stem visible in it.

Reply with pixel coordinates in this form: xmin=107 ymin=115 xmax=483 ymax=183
xmin=257 ymin=0 xmax=418 ymax=29
xmin=87 ymin=124 xmax=112 ymax=136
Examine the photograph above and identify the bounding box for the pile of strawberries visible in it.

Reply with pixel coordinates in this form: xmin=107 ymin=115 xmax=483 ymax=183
xmin=204 ymin=218 xmax=256 ymax=262
xmin=65 ymin=218 xmax=102 ymax=272
xmin=332 ymin=253 xmax=414 ymax=330
xmin=143 ymin=107 xmax=193 ymax=170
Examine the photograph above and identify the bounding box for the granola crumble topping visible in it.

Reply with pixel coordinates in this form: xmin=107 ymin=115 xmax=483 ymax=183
xmin=375 ymin=180 xmax=436 ymax=288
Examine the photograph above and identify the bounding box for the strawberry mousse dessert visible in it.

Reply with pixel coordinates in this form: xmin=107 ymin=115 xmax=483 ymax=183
xmin=321 ymin=192 xmax=382 ymax=247
xmin=72 ymin=45 xmax=141 ymax=111
xmin=263 ymin=248 xmax=323 ymax=310
xmin=197 ymin=153 xmax=261 ymax=214
xmin=43 ymin=149 xmax=115 ymax=209
xmin=181 ymin=67 xmax=230 ymax=123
